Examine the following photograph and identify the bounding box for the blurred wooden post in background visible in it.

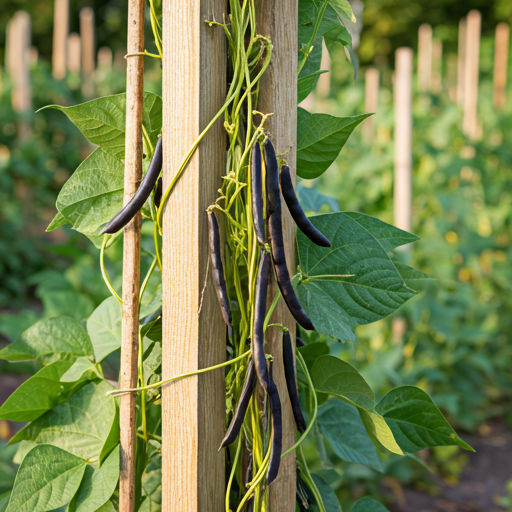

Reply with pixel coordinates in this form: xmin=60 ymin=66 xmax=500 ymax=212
xmin=463 ymin=10 xmax=481 ymax=139
xmin=493 ymin=23 xmax=510 ymax=109
xmin=457 ymin=18 xmax=466 ymax=105
xmin=161 ymin=0 xmax=227 ymax=511
xmin=317 ymin=40 xmax=331 ymax=98
xmin=417 ymin=24 xmax=432 ymax=92
xmin=52 ymin=0 xmax=69 ymax=80
xmin=431 ymin=39 xmax=443 ymax=93
xmin=363 ymin=68 xmax=379 ymax=143
xmin=119 ymin=1 xmax=145 ymax=512
xmin=67 ymin=33 xmax=81 ymax=73
xmin=80 ymin=7 xmax=95 ymax=98
xmin=447 ymin=54 xmax=458 ymax=102
xmin=98 ymin=47 xmax=113 ymax=70
xmin=114 ymin=49 xmax=128 ymax=71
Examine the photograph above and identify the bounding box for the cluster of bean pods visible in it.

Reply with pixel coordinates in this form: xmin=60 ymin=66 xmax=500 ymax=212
xmin=208 ymin=138 xmax=331 ymax=485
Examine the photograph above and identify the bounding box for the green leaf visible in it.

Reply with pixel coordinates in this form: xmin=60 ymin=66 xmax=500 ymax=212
xmin=0 ymin=316 xmax=94 ymax=365
xmin=0 ymin=360 xmax=82 ymax=422
xmin=351 ymin=497 xmax=390 ymax=512
xmin=40 ymin=290 xmax=95 ymax=322
xmin=297 ymin=184 xmax=339 ymax=213
xmin=42 ymin=92 xmax=162 ymax=161
xmin=318 ymin=399 xmax=382 ymax=471
xmin=87 ymin=297 xmax=122 ymax=362
xmin=298 ymin=70 xmax=328 ymax=103
xmin=10 ymin=381 xmax=117 ymax=461
xmin=328 ymin=0 xmax=356 ymax=23
xmin=375 ymin=386 xmax=474 ymax=453
xmin=6 ymin=445 xmax=87 ymax=512
xmin=94 ymin=501 xmax=116 ymax=512
xmin=99 ymin=402 xmax=120 ymax=466
xmin=297 ymin=109 xmax=370 ymax=179
xmin=46 ymin=212 xmax=70 ymax=232
xmin=68 ymin=445 xmax=119 ymax=512
xmin=297 ymin=213 xmax=416 ymax=342
xmin=298 ymin=342 xmax=330 ymax=371
xmin=143 ymin=342 xmax=162 ymax=384
xmin=61 ymin=357 xmax=102 ymax=383
xmin=56 ymin=148 xmax=124 ymax=246
xmin=138 ymin=497 xmax=161 ymax=512
xmin=311 ymin=474 xmax=340 ymax=512
xmin=0 ymin=492 xmax=9 ymax=512
xmin=142 ymin=453 xmax=161 ymax=505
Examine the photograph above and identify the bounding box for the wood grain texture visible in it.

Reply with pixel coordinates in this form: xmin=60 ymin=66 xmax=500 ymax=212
xmin=52 ymin=0 xmax=69 ymax=80
xmin=161 ymin=1 xmax=227 ymax=511
xmin=119 ymin=1 xmax=145 ymax=511
xmin=256 ymin=1 xmax=298 ymax=510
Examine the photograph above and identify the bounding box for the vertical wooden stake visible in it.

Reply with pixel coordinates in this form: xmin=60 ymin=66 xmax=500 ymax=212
xmin=256 ymin=1 xmax=297 ymax=510
xmin=463 ymin=10 xmax=481 ymax=140
xmin=119 ymin=2 xmax=145 ymax=512
xmin=457 ymin=18 xmax=466 ymax=106
xmin=80 ymin=7 xmax=95 ymax=98
xmin=431 ymin=39 xmax=443 ymax=94
xmin=493 ymin=23 xmax=510 ymax=109
xmin=316 ymin=39 xmax=331 ymax=99
xmin=67 ymin=33 xmax=81 ymax=73
xmin=98 ymin=47 xmax=113 ymax=70
xmin=417 ymin=24 xmax=432 ymax=92
xmin=363 ymin=68 xmax=379 ymax=143
xmin=52 ymin=0 xmax=69 ymax=80
xmin=161 ymin=1 xmax=227 ymax=511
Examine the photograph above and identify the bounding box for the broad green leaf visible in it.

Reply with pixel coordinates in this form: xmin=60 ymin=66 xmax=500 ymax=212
xmin=351 ymin=497 xmax=390 ymax=512
xmin=46 ymin=212 xmax=70 ymax=232
xmin=138 ymin=497 xmax=161 ymax=512
xmin=0 ymin=360 xmax=81 ymax=422
xmin=12 ymin=441 xmax=37 ymax=465
xmin=94 ymin=501 xmax=116 ymax=512
xmin=297 ymin=213 xmax=416 ymax=341
xmin=69 ymin=446 xmax=119 ymax=512
xmin=358 ymin=409 xmax=403 ymax=456
xmin=143 ymin=342 xmax=162 ymax=384
xmin=61 ymin=357 xmax=102 ymax=383
xmin=142 ymin=453 xmax=161 ymax=505
xmin=99 ymin=403 xmax=120 ymax=466
xmin=6 ymin=445 xmax=87 ymax=512
xmin=311 ymin=474 xmax=340 ymax=512
xmin=297 ymin=109 xmax=370 ymax=179
xmin=392 ymin=260 xmax=434 ymax=292
xmin=0 ymin=316 xmax=93 ymax=365
xmin=297 ymin=184 xmax=339 ymax=214
xmin=328 ymin=0 xmax=356 ymax=23
xmin=318 ymin=399 xmax=382 ymax=471
xmin=56 ymin=148 xmax=124 ymax=246
xmin=298 ymin=70 xmax=328 ymax=103
xmin=87 ymin=297 xmax=122 ymax=362
xmin=40 ymin=290 xmax=95 ymax=322
xmin=10 ymin=381 xmax=117 ymax=461
xmin=298 ymin=342 xmax=330 ymax=371
xmin=43 ymin=93 xmax=162 ymax=161
xmin=0 ymin=492 xmax=9 ymax=512
xmin=375 ymin=386 xmax=474 ymax=453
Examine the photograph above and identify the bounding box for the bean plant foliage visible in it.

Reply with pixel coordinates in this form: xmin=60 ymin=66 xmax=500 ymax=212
xmin=0 ymin=1 xmax=473 ymax=511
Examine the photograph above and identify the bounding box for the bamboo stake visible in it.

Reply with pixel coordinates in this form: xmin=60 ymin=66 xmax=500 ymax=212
xmin=119 ymin=1 xmax=145 ymax=512
xmin=463 ymin=10 xmax=481 ymax=140
xmin=257 ymin=1 xmax=297 ymax=510
xmin=493 ymin=23 xmax=510 ymax=109
xmin=363 ymin=68 xmax=379 ymax=143
xmin=431 ymin=39 xmax=443 ymax=94
xmin=457 ymin=18 xmax=466 ymax=106
xmin=161 ymin=1 xmax=227 ymax=511
xmin=52 ymin=0 xmax=69 ymax=80
xmin=417 ymin=24 xmax=432 ymax=92
xmin=67 ymin=33 xmax=81 ymax=73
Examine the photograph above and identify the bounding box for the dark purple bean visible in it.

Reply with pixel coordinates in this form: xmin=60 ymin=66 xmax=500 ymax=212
xmin=207 ymin=211 xmax=232 ymax=327
xmin=264 ymin=139 xmax=315 ymax=331
xmin=154 ymin=177 xmax=163 ymax=208
xmin=101 ymin=136 xmax=162 ymax=234
xmin=283 ymin=330 xmax=307 ymax=433
xmin=280 ymin=165 xmax=331 ymax=248
xmin=253 ymin=251 xmax=270 ymax=388
xmin=251 ymin=142 xmax=265 ymax=245
xmin=219 ymin=360 xmax=256 ymax=449
xmin=267 ymin=371 xmax=282 ymax=485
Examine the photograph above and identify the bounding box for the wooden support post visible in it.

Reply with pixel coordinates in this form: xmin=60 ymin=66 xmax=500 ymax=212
xmin=363 ymin=68 xmax=379 ymax=143
xmin=52 ymin=0 xmax=69 ymax=80
xmin=98 ymin=47 xmax=113 ymax=70
xmin=457 ymin=18 xmax=466 ymax=106
xmin=256 ymin=1 xmax=297 ymax=510
xmin=431 ymin=39 xmax=443 ymax=94
xmin=417 ymin=24 xmax=432 ymax=92
xmin=119 ymin=2 xmax=145 ymax=512
xmin=316 ymin=39 xmax=331 ymax=99
xmin=161 ymin=1 xmax=227 ymax=511
xmin=80 ymin=7 xmax=95 ymax=98
xmin=463 ymin=10 xmax=481 ymax=140
xmin=67 ymin=33 xmax=81 ymax=73
xmin=493 ymin=23 xmax=510 ymax=109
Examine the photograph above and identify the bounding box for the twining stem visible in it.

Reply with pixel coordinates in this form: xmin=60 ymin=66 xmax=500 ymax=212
xmin=225 ymin=437 xmax=242 ymax=512
xmin=100 ymin=236 xmax=122 ymax=304
xmin=298 ymin=445 xmax=327 ymax=512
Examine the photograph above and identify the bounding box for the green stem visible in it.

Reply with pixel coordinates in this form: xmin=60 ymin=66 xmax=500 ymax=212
xmin=100 ymin=236 xmax=122 ymax=304
xmin=298 ymin=445 xmax=327 ymax=512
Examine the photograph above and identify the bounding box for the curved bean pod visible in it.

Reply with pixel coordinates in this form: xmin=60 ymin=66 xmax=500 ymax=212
xmin=280 ymin=165 xmax=331 ymax=247
xmin=264 ymin=139 xmax=315 ymax=331
xmin=267 ymin=370 xmax=282 ymax=485
xmin=219 ymin=360 xmax=256 ymax=449
xmin=207 ymin=211 xmax=232 ymax=327
xmin=250 ymin=142 xmax=266 ymax=245
xmin=283 ymin=330 xmax=307 ymax=433
xmin=101 ymin=136 xmax=163 ymax=234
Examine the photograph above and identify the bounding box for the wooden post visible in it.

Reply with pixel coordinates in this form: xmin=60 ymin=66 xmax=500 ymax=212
xmin=80 ymin=7 xmax=95 ymax=76
xmin=161 ymin=1 xmax=227 ymax=511
xmin=493 ymin=23 xmax=510 ymax=109
xmin=256 ymin=1 xmax=297 ymax=510
xmin=114 ymin=49 xmax=128 ymax=71
xmin=119 ymin=1 xmax=145 ymax=512
xmin=316 ymin=39 xmax=331 ymax=98
xmin=363 ymin=68 xmax=379 ymax=143
xmin=417 ymin=24 xmax=432 ymax=92
xmin=431 ymin=39 xmax=443 ymax=94
xmin=67 ymin=33 xmax=81 ymax=73
xmin=98 ymin=47 xmax=113 ymax=70
xmin=447 ymin=54 xmax=458 ymax=102
xmin=52 ymin=0 xmax=69 ymax=80
xmin=463 ymin=10 xmax=481 ymax=139
xmin=457 ymin=18 xmax=466 ymax=106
